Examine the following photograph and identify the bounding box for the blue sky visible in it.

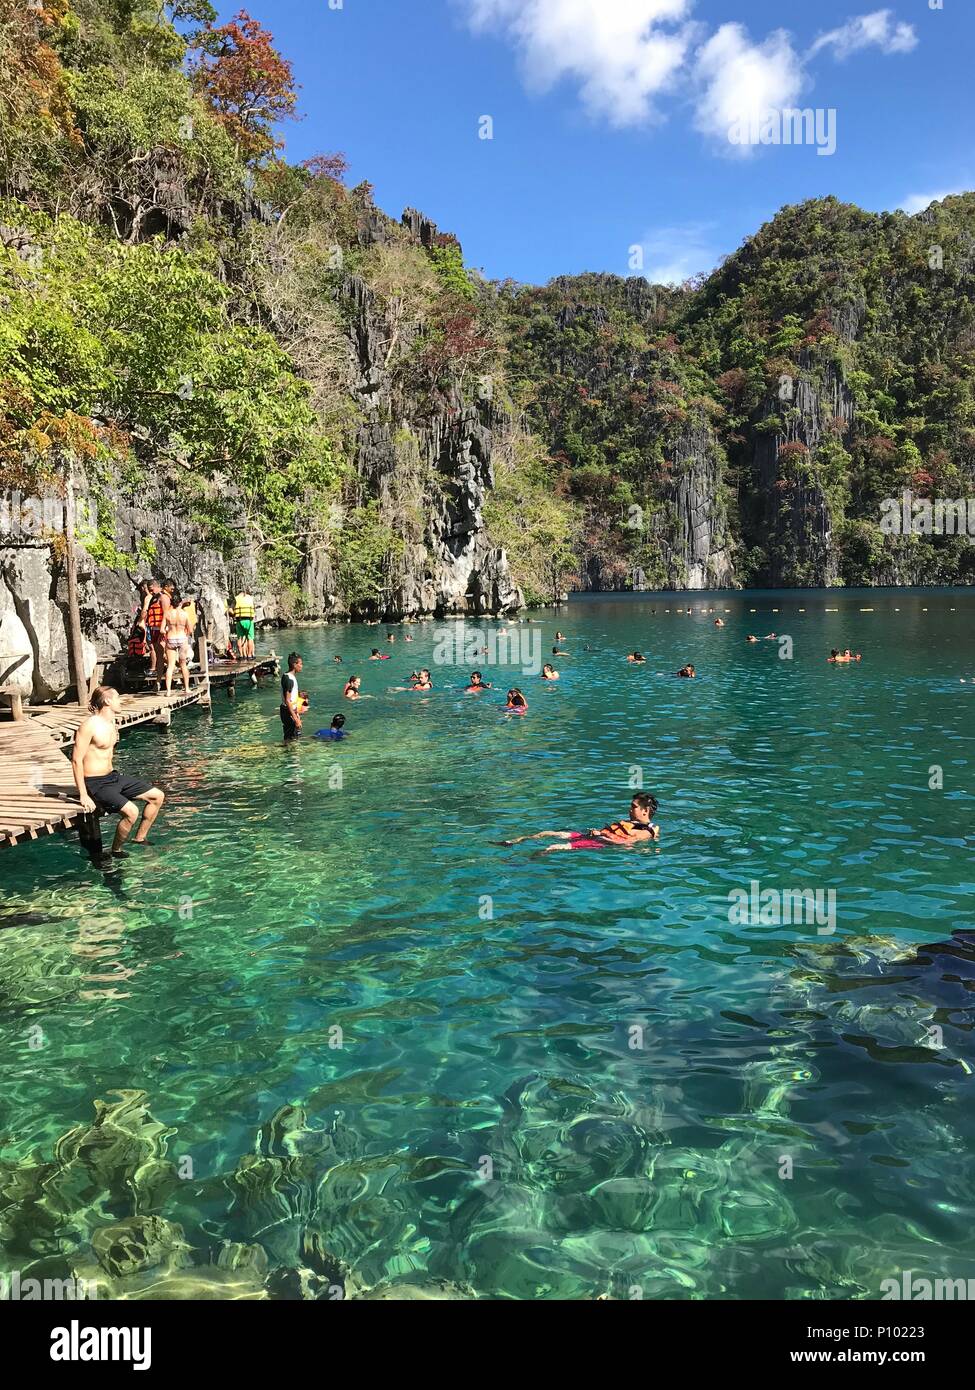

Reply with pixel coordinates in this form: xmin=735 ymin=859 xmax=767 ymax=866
xmin=210 ymin=1 xmax=972 ymax=286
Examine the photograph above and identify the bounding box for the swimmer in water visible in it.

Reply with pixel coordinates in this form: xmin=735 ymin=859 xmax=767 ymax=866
xmin=316 ymin=714 xmax=348 ymax=741
xmin=387 ymin=632 xmax=395 ymax=642
xmin=333 ymin=654 xmax=343 ymax=663
xmin=370 ymin=648 xmax=391 ymax=661
xmin=411 ymin=668 xmax=432 ymax=691
xmin=626 ymin=652 xmax=647 ymax=664
xmin=504 ymin=794 xmax=660 ymax=852
xmin=555 ymin=631 xmax=565 ymax=642
xmin=747 ymin=635 xmax=759 ymax=643
xmin=676 ymin=664 xmax=696 ymax=678
xmin=505 ymin=688 xmax=528 ymax=711
xmin=714 ymin=619 xmax=725 ymax=628
xmin=541 ymin=663 xmax=559 ymax=681
xmin=466 ymin=671 xmax=492 ymax=692
xmin=344 ymin=675 xmax=362 ymax=699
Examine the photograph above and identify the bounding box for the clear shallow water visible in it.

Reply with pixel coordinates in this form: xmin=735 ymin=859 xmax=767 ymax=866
xmin=1 ymin=588 xmax=974 ymax=1299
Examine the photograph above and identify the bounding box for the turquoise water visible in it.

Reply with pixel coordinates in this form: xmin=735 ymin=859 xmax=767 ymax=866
xmin=1 ymin=588 xmax=974 ymax=1299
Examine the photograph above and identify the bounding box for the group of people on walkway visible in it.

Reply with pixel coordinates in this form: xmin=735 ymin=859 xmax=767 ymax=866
xmin=129 ymin=578 xmax=200 ymax=695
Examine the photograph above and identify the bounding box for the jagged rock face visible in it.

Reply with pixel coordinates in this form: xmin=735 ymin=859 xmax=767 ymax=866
xmin=0 ymin=543 xmax=97 ymax=701
xmin=338 ymin=213 xmax=524 ymax=619
xmin=746 ymin=357 xmax=854 ymax=587
xmin=664 ymin=417 xmax=736 ymax=589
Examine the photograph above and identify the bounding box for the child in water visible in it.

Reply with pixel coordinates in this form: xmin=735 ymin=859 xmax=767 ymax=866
xmin=316 ymin=714 xmax=348 ymax=741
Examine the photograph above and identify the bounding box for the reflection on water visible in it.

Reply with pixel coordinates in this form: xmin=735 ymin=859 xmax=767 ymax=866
xmin=0 ymin=590 xmax=973 ymax=1298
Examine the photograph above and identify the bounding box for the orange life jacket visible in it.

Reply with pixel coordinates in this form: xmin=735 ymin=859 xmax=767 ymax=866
xmin=146 ymin=594 xmax=164 ymax=630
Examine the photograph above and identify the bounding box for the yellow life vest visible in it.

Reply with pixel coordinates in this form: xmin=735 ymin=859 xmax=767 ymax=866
xmin=234 ymin=593 xmax=255 ymax=619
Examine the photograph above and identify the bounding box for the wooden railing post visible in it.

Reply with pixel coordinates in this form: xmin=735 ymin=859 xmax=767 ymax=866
xmin=198 ymin=634 xmax=211 ymax=707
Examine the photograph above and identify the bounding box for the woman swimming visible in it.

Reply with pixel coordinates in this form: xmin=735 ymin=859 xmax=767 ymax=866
xmin=505 ymin=688 xmax=528 ymax=712
xmin=344 ymin=675 xmax=362 ymax=699
xmin=504 ymin=794 xmax=660 ymax=852
xmin=676 ymin=664 xmax=696 ymax=678
xmin=541 ymin=663 xmax=559 ymax=681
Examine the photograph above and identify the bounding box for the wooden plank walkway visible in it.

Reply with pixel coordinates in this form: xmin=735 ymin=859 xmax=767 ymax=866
xmin=139 ymin=656 xmax=276 ymax=692
xmin=22 ymin=688 xmax=205 ymax=748
xmin=0 ymin=658 xmax=276 ymax=851
xmin=0 ymin=721 xmax=85 ymax=848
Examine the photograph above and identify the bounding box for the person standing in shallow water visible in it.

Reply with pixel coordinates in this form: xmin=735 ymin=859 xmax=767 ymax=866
xmin=281 ymin=653 xmax=303 ymax=740
xmin=71 ymin=687 xmax=165 ymax=861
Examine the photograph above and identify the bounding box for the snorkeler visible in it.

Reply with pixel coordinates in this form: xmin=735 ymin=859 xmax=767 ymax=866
xmin=505 ymin=688 xmax=528 ymax=712
xmin=466 ymin=671 xmax=492 ymax=692
xmin=676 ymin=664 xmax=696 ymax=678
xmin=626 ymin=652 xmax=647 ymax=664
xmin=504 ymin=794 xmax=660 ymax=852
xmin=316 ymin=714 xmax=348 ymax=740
xmin=541 ymin=663 xmax=560 ymax=681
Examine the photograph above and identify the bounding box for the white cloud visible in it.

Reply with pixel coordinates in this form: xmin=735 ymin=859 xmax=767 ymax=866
xmin=636 ymin=223 xmax=719 ymax=285
xmin=463 ymin=0 xmax=698 ymax=126
xmin=693 ymin=24 xmax=804 ymax=155
xmin=461 ymin=2 xmax=920 ymax=153
xmin=808 ymin=9 xmax=917 ymax=62
xmin=899 ymin=188 xmax=967 ymax=215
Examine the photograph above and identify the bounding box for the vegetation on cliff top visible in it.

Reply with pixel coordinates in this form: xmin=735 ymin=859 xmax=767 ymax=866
xmin=1 ymin=0 xmax=973 ymax=603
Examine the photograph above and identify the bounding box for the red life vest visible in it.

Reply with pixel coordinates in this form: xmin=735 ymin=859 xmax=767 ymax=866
xmin=128 ymin=628 xmax=150 ymax=658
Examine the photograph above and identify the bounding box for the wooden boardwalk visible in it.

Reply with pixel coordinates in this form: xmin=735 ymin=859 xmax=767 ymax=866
xmin=24 ymin=687 xmax=205 ymax=748
xmin=0 ymin=720 xmax=86 ymax=848
xmin=139 ymin=656 xmax=277 ymax=693
xmin=0 ymin=655 xmax=277 ymax=851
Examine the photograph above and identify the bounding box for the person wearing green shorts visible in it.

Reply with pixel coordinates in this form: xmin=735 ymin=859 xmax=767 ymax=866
xmin=233 ymin=591 xmax=256 ymax=659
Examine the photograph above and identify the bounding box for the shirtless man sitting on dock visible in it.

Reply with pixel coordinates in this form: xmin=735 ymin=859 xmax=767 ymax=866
xmin=71 ymin=687 xmax=165 ymax=860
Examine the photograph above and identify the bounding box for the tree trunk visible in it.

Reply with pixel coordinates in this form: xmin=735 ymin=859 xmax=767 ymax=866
xmin=64 ymin=465 xmax=89 ymax=706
